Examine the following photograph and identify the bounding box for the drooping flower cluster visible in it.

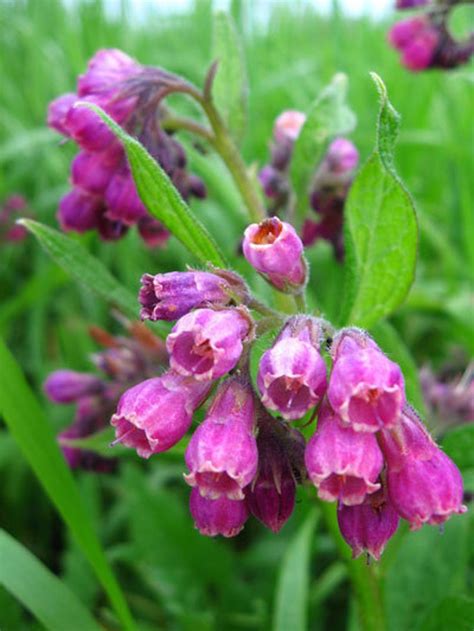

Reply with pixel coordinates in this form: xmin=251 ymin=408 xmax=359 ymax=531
xmin=0 ymin=195 xmax=32 ymax=243
xmin=107 ymin=216 xmax=466 ymax=552
xmin=47 ymin=48 xmax=206 ymax=244
xmin=258 ymin=111 xmax=359 ymax=260
xmin=44 ymin=321 xmax=167 ymax=471
xmin=388 ymin=2 xmax=474 ymax=71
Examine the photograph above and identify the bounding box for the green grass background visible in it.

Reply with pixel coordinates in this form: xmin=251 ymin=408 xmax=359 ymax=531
xmin=0 ymin=1 xmax=472 ymax=629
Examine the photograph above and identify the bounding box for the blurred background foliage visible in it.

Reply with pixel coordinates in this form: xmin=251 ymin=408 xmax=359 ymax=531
xmin=0 ymin=0 xmax=472 ymax=629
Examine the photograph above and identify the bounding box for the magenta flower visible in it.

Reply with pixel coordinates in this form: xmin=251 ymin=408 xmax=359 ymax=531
xmin=44 ymin=370 xmax=104 ymax=403
xmin=242 ymin=217 xmax=307 ymax=292
xmin=58 ymin=189 xmax=102 ymax=233
xmin=189 ymin=488 xmax=249 ymax=537
xmin=388 ymin=17 xmax=439 ymax=72
xmin=63 ymin=96 xmax=117 ymax=152
xmin=139 ymin=270 xmax=237 ymax=322
xmin=136 ymin=215 xmax=170 ymax=248
xmin=246 ymin=417 xmax=305 ymax=532
xmin=257 ymin=316 xmax=327 ymax=420
xmin=305 ymin=402 xmax=383 ymax=506
xmin=328 ymin=329 xmax=405 ymax=432
xmin=47 ymin=93 xmax=77 ymax=135
xmin=184 ymin=378 xmax=257 ymax=500
xmin=167 ymin=307 xmax=252 ymax=381
xmin=380 ymin=407 xmax=467 ymax=529
xmin=77 ymin=48 xmax=140 ymax=98
xmin=273 ymin=110 xmax=306 ymax=143
xmin=325 ymin=138 xmax=359 ymax=175
xmin=337 ymin=489 xmax=400 ymax=560
xmin=105 ymin=166 xmax=147 ymax=225
xmin=111 ymin=372 xmax=210 ymax=458
xmin=71 ymin=147 xmax=123 ymax=196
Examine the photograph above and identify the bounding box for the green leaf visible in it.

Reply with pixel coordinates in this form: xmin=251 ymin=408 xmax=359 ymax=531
xmin=0 ymin=338 xmax=135 ymax=631
xmin=341 ymin=73 xmax=418 ymax=328
xmin=385 ymin=513 xmax=470 ymax=631
xmin=291 ymin=73 xmax=356 ymax=227
xmin=20 ymin=220 xmax=137 ymax=319
xmin=81 ymin=103 xmax=226 ymax=268
xmin=273 ymin=510 xmax=318 ymax=631
xmin=418 ymin=596 xmax=474 ymax=631
xmin=0 ymin=529 xmax=101 ymax=631
xmin=370 ymin=320 xmax=426 ymax=415
xmin=212 ymin=11 xmax=248 ymax=144
xmin=441 ymin=424 xmax=474 ymax=472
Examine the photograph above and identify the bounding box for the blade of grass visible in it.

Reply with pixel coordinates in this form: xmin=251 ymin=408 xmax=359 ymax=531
xmin=0 ymin=529 xmax=102 ymax=631
xmin=0 ymin=338 xmax=135 ymax=631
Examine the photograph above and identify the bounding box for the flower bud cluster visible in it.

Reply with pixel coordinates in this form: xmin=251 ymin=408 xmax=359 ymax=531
xmin=48 ymin=48 xmax=206 ymax=244
xmin=44 ymin=322 xmax=167 ymax=471
xmin=388 ymin=5 xmax=474 ymax=72
xmin=258 ymin=110 xmax=359 ymax=261
xmin=106 ymin=226 xmax=466 ymax=550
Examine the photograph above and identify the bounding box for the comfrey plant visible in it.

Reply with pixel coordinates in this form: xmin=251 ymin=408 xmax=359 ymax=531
xmin=48 ymin=49 xmax=206 ymax=244
xmin=44 ymin=320 xmax=167 ymax=471
xmin=389 ymin=0 xmax=474 ymax=71
xmin=110 ymin=221 xmax=466 ymax=552
xmin=14 ymin=22 xmax=469 ymax=629
xmin=259 ymin=111 xmax=359 ymax=260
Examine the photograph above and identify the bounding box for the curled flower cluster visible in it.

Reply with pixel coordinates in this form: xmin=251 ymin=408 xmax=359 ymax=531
xmin=108 ymin=216 xmax=466 ymax=553
xmin=44 ymin=322 xmax=167 ymax=471
xmin=48 ymin=48 xmax=206 ymax=244
xmin=389 ymin=1 xmax=474 ymax=71
xmin=258 ymin=110 xmax=359 ymax=260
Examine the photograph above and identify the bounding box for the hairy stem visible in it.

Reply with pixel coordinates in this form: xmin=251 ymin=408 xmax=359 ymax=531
xmin=319 ymin=501 xmax=387 ymax=631
xmin=200 ymin=99 xmax=266 ymax=223
xmin=161 ymin=115 xmax=214 ymax=142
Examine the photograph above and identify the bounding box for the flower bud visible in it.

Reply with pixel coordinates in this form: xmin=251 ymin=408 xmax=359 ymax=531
xmin=337 ymin=489 xmax=400 ymax=560
xmin=328 ymin=328 xmax=405 ymax=432
xmin=259 ymin=165 xmax=283 ymax=198
xmin=44 ymin=370 xmax=104 ymax=403
xmin=105 ymin=167 xmax=146 ymax=225
xmin=139 ymin=271 xmax=237 ymax=322
xmin=184 ymin=378 xmax=258 ymax=500
xmin=242 ymin=217 xmax=306 ymax=292
xmin=64 ymin=96 xmax=116 ymax=152
xmin=325 ymin=138 xmax=359 ymax=175
xmin=137 ymin=215 xmax=170 ymax=248
xmin=111 ymin=372 xmax=210 ymax=458
xmin=77 ymin=48 xmax=140 ymax=99
xmin=379 ymin=406 xmax=467 ymax=529
xmin=258 ymin=317 xmax=327 ymax=420
xmin=47 ymin=93 xmax=77 ymax=135
xmin=305 ymin=402 xmax=383 ymax=506
xmin=167 ymin=307 xmax=252 ymax=381
xmin=396 ymin=0 xmax=429 ymax=8
xmin=58 ymin=188 xmax=102 ymax=233
xmin=246 ymin=416 xmax=305 ymax=532
xmin=189 ymin=488 xmax=248 ymax=537
xmin=388 ymin=17 xmax=439 ymax=72
xmin=273 ymin=110 xmax=306 ymax=143
xmin=71 ymin=146 xmax=123 ymax=195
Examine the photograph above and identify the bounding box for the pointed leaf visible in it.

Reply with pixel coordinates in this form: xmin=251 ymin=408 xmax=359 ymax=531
xmin=0 ymin=529 xmax=101 ymax=631
xmin=341 ymin=74 xmax=418 ymax=328
xmin=0 ymin=338 xmax=135 ymax=630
